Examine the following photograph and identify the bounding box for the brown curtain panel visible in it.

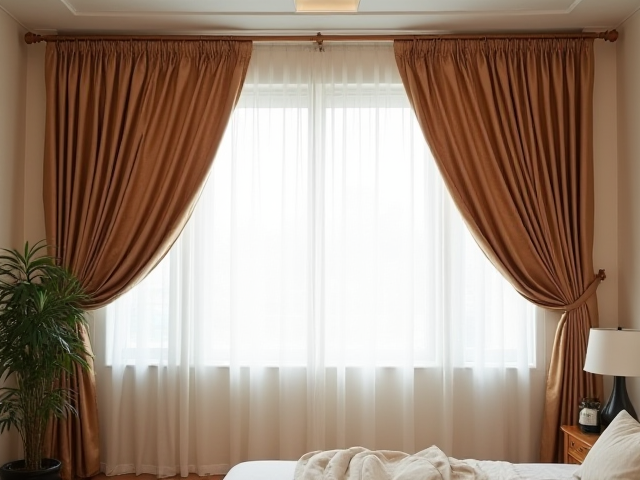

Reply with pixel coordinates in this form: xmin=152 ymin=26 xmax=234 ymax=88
xmin=394 ymin=38 xmax=603 ymax=462
xmin=42 ymin=326 xmax=96 ymax=479
xmin=43 ymin=39 xmax=252 ymax=479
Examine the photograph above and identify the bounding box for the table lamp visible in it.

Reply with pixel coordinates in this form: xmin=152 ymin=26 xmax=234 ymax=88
xmin=583 ymin=327 xmax=640 ymax=427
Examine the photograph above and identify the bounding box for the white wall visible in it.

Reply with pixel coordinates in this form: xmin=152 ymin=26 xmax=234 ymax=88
xmin=617 ymin=9 xmax=640 ymax=406
xmin=0 ymin=9 xmax=26 ymax=249
xmin=593 ymin=40 xmax=619 ymax=330
xmin=24 ymin=43 xmax=46 ymax=243
xmin=0 ymin=7 xmax=28 ymax=463
xmin=591 ymin=39 xmax=619 ymax=404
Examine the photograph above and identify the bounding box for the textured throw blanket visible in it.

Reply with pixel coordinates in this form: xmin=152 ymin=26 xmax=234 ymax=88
xmin=294 ymin=446 xmax=491 ymax=480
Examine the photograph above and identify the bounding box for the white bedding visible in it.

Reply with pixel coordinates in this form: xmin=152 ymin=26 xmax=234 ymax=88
xmin=224 ymin=459 xmax=579 ymax=480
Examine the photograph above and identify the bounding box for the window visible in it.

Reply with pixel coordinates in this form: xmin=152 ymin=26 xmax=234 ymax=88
xmin=98 ymin=45 xmax=544 ymax=475
xmin=106 ymin=44 xmax=536 ymax=369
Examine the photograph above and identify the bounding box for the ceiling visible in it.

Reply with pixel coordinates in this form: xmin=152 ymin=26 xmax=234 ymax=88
xmin=1 ymin=0 xmax=639 ymax=36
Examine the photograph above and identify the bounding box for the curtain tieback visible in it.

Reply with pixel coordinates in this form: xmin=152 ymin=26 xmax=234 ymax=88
xmin=560 ymin=269 xmax=606 ymax=312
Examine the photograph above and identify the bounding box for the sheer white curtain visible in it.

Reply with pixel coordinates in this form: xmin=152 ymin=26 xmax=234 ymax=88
xmin=94 ymin=43 xmax=546 ymax=477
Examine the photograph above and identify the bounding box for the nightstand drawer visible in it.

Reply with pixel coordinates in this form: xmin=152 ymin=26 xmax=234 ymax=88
xmin=567 ymin=436 xmax=591 ymax=463
xmin=561 ymin=425 xmax=600 ymax=465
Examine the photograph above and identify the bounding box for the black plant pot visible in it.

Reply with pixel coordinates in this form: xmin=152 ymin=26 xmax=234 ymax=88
xmin=0 ymin=459 xmax=61 ymax=480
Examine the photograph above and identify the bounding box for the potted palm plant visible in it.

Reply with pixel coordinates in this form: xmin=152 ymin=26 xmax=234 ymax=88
xmin=0 ymin=242 xmax=90 ymax=480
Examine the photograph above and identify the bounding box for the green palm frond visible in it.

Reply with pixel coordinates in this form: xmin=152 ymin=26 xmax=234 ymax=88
xmin=0 ymin=241 xmax=91 ymax=470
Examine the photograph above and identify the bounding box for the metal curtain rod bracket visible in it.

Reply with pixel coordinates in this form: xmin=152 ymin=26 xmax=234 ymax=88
xmin=24 ymin=29 xmax=619 ymax=45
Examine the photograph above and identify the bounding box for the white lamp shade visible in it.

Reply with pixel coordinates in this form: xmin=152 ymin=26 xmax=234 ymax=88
xmin=584 ymin=328 xmax=640 ymax=377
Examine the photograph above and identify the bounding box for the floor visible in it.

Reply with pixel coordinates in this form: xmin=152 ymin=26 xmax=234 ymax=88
xmin=92 ymin=474 xmax=225 ymax=480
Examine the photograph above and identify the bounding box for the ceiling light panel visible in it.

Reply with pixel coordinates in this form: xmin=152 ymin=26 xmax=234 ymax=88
xmin=295 ymin=0 xmax=360 ymax=13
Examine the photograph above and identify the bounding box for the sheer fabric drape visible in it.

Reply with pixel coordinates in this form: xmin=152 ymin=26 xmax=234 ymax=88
xmin=393 ymin=38 xmax=603 ymax=462
xmin=43 ymin=39 xmax=252 ymax=479
xmin=97 ymin=44 xmax=543 ymax=476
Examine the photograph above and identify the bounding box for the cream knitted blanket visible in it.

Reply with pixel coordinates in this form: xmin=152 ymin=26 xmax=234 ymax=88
xmin=294 ymin=446 xmax=491 ymax=480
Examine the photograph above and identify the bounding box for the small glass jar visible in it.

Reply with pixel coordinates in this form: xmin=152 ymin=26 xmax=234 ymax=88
xmin=578 ymin=397 xmax=601 ymax=433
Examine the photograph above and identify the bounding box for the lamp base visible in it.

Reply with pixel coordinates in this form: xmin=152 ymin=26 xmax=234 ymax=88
xmin=601 ymin=376 xmax=638 ymax=427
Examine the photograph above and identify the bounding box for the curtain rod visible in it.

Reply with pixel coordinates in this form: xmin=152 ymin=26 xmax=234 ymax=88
xmin=24 ymin=30 xmax=619 ymax=45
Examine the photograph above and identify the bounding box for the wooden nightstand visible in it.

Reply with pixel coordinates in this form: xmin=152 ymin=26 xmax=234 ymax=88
xmin=561 ymin=425 xmax=600 ymax=464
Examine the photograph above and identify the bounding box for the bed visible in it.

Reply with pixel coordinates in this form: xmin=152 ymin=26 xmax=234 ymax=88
xmin=224 ymin=410 xmax=640 ymax=480
xmin=224 ymin=459 xmax=579 ymax=480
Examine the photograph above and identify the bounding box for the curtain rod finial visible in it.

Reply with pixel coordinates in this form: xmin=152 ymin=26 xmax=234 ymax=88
xmin=315 ymin=32 xmax=325 ymax=52
xmin=601 ymin=30 xmax=618 ymax=42
xmin=24 ymin=32 xmax=44 ymax=44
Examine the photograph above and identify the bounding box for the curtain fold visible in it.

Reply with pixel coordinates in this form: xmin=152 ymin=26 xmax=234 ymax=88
xmin=393 ymin=38 xmax=603 ymax=462
xmin=43 ymin=325 xmax=98 ymax=479
xmin=43 ymin=39 xmax=252 ymax=479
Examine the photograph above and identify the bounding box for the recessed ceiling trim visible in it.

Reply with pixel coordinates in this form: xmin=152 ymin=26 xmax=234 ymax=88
xmin=59 ymin=0 xmax=583 ymax=17
xmin=0 ymin=3 xmax=28 ymax=29
xmin=59 ymin=0 xmax=77 ymax=14
xmin=617 ymin=2 xmax=640 ymax=27
xmin=568 ymin=0 xmax=582 ymax=13
xmin=2 ymin=0 xmax=633 ymax=37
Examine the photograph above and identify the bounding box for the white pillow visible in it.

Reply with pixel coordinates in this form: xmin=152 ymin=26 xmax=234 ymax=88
xmin=574 ymin=409 xmax=640 ymax=479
